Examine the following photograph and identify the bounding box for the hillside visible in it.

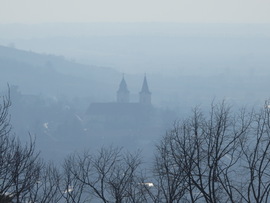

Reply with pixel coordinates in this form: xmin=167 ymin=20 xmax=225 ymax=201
xmin=0 ymin=45 xmax=120 ymax=100
xmin=0 ymin=43 xmax=269 ymax=110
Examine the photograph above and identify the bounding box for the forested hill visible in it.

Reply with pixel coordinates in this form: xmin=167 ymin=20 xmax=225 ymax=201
xmin=0 ymin=45 xmax=120 ymax=99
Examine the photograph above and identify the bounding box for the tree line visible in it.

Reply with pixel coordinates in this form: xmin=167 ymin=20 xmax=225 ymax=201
xmin=1 ymin=90 xmax=270 ymax=202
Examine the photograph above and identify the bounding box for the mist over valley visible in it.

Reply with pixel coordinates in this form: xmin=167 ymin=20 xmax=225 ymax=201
xmin=0 ymin=23 xmax=270 ymax=161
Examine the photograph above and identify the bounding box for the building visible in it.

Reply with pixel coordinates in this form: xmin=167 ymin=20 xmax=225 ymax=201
xmin=86 ymin=76 xmax=154 ymax=130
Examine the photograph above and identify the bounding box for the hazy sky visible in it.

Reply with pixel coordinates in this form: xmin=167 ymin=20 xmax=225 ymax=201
xmin=1 ymin=0 xmax=270 ymax=24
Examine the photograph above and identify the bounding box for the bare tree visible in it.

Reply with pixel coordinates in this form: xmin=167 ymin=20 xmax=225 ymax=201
xmin=153 ymin=102 xmax=252 ymax=203
xmin=149 ymin=130 xmax=188 ymax=203
xmin=238 ymin=102 xmax=270 ymax=203
xmin=0 ymin=88 xmax=43 ymax=203
xmin=63 ymin=146 xmax=144 ymax=203
xmin=9 ymin=137 xmax=42 ymax=203
xmin=0 ymin=90 xmax=13 ymax=201
xmin=28 ymin=162 xmax=62 ymax=203
xmin=60 ymin=154 xmax=88 ymax=203
xmin=0 ymin=87 xmax=11 ymax=138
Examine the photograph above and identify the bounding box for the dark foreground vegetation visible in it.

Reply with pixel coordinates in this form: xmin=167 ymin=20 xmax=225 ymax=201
xmin=1 ymin=90 xmax=270 ymax=203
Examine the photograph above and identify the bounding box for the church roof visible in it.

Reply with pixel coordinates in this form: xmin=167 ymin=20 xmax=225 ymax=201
xmin=140 ymin=76 xmax=151 ymax=94
xmin=117 ymin=77 xmax=129 ymax=93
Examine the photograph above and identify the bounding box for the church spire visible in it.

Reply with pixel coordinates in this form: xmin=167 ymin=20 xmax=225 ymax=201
xmin=139 ymin=75 xmax=151 ymax=105
xmin=117 ymin=75 xmax=130 ymax=103
xmin=140 ymin=75 xmax=151 ymax=94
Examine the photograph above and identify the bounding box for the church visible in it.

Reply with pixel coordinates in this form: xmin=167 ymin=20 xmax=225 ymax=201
xmin=86 ymin=76 xmax=154 ymax=130
xmin=116 ymin=75 xmax=151 ymax=105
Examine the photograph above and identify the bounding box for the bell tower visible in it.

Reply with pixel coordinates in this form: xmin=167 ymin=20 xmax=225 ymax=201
xmin=117 ymin=76 xmax=130 ymax=103
xmin=139 ymin=75 xmax=151 ymax=105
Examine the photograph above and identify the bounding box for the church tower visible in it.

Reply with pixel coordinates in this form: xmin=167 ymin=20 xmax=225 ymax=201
xmin=117 ymin=76 xmax=130 ymax=103
xmin=139 ymin=75 xmax=151 ymax=105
